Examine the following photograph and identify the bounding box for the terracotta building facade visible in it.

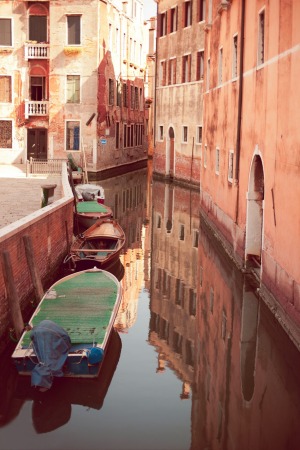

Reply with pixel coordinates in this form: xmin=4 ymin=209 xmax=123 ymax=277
xmin=153 ymin=0 xmax=206 ymax=188
xmin=201 ymin=0 xmax=300 ymax=336
xmin=0 ymin=0 xmax=150 ymax=177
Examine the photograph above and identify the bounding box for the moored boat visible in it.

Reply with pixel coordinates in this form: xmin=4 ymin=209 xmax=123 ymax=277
xmin=67 ymin=218 xmax=125 ymax=271
xmin=74 ymin=200 xmax=113 ymax=229
xmin=75 ymin=183 xmax=105 ymax=203
xmin=12 ymin=268 xmax=122 ymax=390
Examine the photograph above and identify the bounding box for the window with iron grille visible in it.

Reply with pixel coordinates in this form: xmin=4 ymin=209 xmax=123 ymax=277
xmin=67 ymin=15 xmax=81 ymax=45
xmin=0 ymin=120 xmax=12 ymax=148
xmin=66 ymin=121 xmax=80 ymax=150
xmin=0 ymin=19 xmax=12 ymax=46
xmin=66 ymin=75 xmax=80 ymax=103
xmin=0 ymin=76 xmax=12 ymax=102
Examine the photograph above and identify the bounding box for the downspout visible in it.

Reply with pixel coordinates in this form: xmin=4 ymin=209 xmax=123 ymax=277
xmin=153 ymin=2 xmax=159 ymax=149
xmin=234 ymin=0 xmax=246 ymax=224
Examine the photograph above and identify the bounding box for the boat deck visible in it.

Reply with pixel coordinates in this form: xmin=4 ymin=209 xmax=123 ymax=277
xmin=21 ymin=271 xmax=119 ymax=348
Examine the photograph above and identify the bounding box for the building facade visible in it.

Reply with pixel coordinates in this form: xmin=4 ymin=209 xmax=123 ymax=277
xmin=0 ymin=0 xmax=150 ymax=177
xmin=153 ymin=0 xmax=205 ymax=188
xmin=201 ymin=0 xmax=300 ymax=333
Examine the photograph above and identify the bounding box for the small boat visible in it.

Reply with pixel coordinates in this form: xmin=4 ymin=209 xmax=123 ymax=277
xmin=75 ymin=183 xmax=105 ymax=203
xmin=75 ymin=200 xmax=113 ymax=230
xmin=67 ymin=218 xmax=125 ymax=271
xmin=12 ymin=268 xmax=122 ymax=390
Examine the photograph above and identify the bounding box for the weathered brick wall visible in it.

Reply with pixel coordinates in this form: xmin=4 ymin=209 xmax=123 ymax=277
xmin=0 ymin=169 xmax=74 ymax=353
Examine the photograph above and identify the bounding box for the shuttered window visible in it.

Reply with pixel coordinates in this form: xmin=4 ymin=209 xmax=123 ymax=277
xmin=0 ymin=76 xmax=12 ymax=102
xmin=66 ymin=75 xmax=80 ymax=103
xmin=0 ymin=19 xmax=12 ymax=46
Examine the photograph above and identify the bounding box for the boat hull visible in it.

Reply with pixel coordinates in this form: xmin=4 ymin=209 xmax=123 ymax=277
xmin=12 ymin=268 xmax=122 ymax=380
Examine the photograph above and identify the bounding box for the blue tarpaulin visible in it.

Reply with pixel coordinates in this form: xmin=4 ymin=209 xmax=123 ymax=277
xmin=30 ymin=320 xmax=72 ymax=390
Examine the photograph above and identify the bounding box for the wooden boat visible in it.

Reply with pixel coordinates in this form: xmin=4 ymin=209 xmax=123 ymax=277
xmin=12 ymin=268 xmax=122 ymax=390
xmin=67 ymin=219 xmax=125 ymax=271
xmin=75 ymin=183 xmax=105 ymax=203
xmin=74 ymin=200 xmax=113 ymax=229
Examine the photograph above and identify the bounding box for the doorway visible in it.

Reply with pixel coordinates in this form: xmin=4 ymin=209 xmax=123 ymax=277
xmin=27 ymin=128 xmax=47 ymax=160
xmin=245 ymin=154 xmax=264 ymax=269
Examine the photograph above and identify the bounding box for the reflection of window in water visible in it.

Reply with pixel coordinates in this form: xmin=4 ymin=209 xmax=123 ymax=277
xmin=189 ymin=289 xmax=196 ymax=316
xmin=173 ymin=330 xmax=183 ymax=354
xmin=176 ymin=279 xmax=185 ymax=307
xmin=179 ymin=224 xmax=185 ymax=241
xmin=157 ymin=214 xmax=161 ymax=228
xmin=185 ymin=339 xmax=194 ymax=366
xmin=193 ymin=230 xmax=199 ymax=248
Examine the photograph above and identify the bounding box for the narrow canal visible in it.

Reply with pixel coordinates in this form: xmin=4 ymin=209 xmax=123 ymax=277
xmin=1 ymin=165 xmax=300 ymax=450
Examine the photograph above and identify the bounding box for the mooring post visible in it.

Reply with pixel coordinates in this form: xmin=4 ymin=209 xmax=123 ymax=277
xmin=23 ymin=235 xmax=44 ymax=302
xmin=1 ymin=251 xmax=24 ymax=339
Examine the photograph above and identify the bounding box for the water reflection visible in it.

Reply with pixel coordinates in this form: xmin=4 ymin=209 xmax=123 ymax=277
xmin=150 ymin=177 xmax=300 ymax=449
xmin=1 ymin=167 xmax=300 ymax=450
xmin=0 ymin=330 xmax=121 ymax=433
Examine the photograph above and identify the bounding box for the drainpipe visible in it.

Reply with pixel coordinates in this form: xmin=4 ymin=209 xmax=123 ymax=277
xmin=153 ymin=2 xmax=158 ymax=149
xmin=234 ymin=0 xmax=245 ymax=224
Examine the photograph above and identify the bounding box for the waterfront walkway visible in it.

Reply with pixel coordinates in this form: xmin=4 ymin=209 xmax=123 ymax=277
xmin=0 ymin=165 xmax=62 ymax=229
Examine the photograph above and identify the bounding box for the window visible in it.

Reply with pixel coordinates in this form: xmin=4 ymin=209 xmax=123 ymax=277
xmin=196 ymin=50 xmax=204 ymax=80
xmin=130 ymin=85 xmax=134 ymax=109
xmin=0 ymin=18 xmax=12 ymax=46
xmin=218 ymin=48 xmax=223 ymax=85
xmin=66 ymin=121 xmax=80 ymax=151
xmin=196 ymin=126 xmax=202 ymax=144
xmin=134 ymin=86 xmax=139 ymax=109
xmin=123 ymin=124 xmax=127 ymax=148
xmin=215 ymin=147 xmax=220 ymax=174
xmin=182 ymin=54 xmax=191 ymax=83
xmin=182 ymin=126 xmax=188 ymax=143
xmin=66 ymin=75 xmax=80 ymax=103
xmin=160 ymin=60 xmax=167 ymax=86
xmin=232 ymin=35 xmax=238 ymax=78
xmin=108 ymin=78 xmax=114 ymax=105
xmin=116 ymin=122 xmax=120 ymax=149
xmin=30 ymin=76 xmax=46 ymax=101
xmin=170 ymin=7 xmax=177 ymax=33
xmin=0 ymin=76 xmax=12 ymax=102
xmin=179 ymin=224 xmax=185 ymax=241
xmin=139 ymin=87 xmax=143 ymax=111
xmin=117 ymin=81 xmax=121 ymax=106
xmin=199 ymin=0 xmax=206 ymax=22
xmin=228 ymin=150 xmax=234 ymax=182
xmin=123 ymin=83 xmax=128 ymax=107
xmin=193 ymin=230 xmax=199 ymax=248
xmin=67 ymin=15 xmax=81 ymax=45
xmin=258 ymin=10 xmax=265 ymax=65
xmin=0 ymin=120 xmax=12 ymax=148
xmin=184 ymin=1 xmax=192 ymax=27
xmin=159 ymin=12 xmax=167 ymax=37
xmin=168 ymin=58 xmax=177 ymax=84
xmin=29 ymin=16 xmax=47 ymax=42
xmin=159 ymin=125 xmax=164 ymax=141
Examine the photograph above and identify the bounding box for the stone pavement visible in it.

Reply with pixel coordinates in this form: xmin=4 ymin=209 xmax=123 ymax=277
xmin=0 ymin=165 xmax=62 ymax=229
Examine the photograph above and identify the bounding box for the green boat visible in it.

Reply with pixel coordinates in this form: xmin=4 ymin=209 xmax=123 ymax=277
xmin=12 ymin=268 xmax=122 ymax=390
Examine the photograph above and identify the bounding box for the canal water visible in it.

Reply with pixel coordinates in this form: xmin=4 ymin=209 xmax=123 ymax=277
xmin=1 ymin=164 xmax=300 ymax=450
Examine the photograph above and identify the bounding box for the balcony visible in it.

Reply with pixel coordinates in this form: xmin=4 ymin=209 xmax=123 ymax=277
xmin=25 ymin=101 xmax=49 ymax=119
xmin=25 ymin=43 xmax=50 ymax=60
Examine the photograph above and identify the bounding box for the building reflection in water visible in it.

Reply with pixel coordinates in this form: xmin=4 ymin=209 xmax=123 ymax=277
xmin=150 ymin=178 xmax=300 ymax=449
xmin=100 ymin=168 xmax=151 ymax=333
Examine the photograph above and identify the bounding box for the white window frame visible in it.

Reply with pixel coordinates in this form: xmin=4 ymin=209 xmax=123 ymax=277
xmin=182 ymin=125 xmax=188 ymax=143
xmin=258 ymin=8 xmax=265 ymax=66
xmin=232 ymin=34 xmax=238 ymax=79
xmin=0 ymin=17 xmax=13 ymax=47
xmin=228 ymin=149 xmax=234 ymax=182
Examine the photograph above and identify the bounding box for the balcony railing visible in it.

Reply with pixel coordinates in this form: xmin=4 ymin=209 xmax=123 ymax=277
xmin=24 ymin=43 xmax=50 ymax=60
xmin=25 ymin=100 xmax=49 ymax=119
